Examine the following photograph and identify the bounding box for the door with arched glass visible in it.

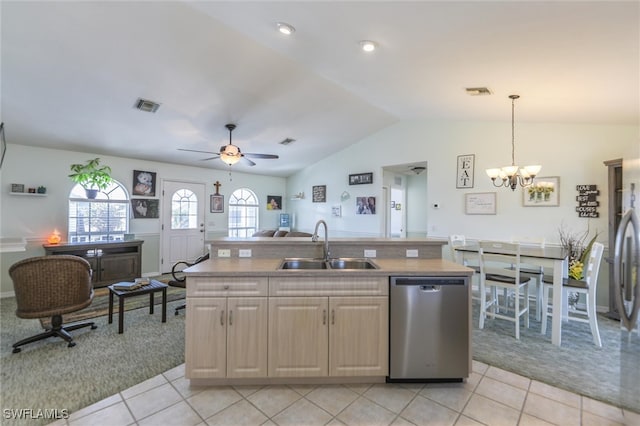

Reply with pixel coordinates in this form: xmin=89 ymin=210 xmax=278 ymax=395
xmin=161 ymin=181 xmax=206 ymax=273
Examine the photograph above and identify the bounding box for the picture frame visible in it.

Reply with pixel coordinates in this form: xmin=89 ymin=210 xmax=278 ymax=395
xmin=210 ymin=194 xmax=224 ymax=213
xmin=267 ymin=195 xmax=282 ymax=210
xmin=523 ymin=176 xmax=560 ymax=207
xmin=132 ymin=170 xmax=157 ymax=196
xmin=356 ymin=197 xmax=376 ymax=214
xmin=349 ymin=172 xmax=373 ymax=185
xmin=465 ymin=192 xmax=497 ymax=215
xmin=456 ymin=154 xmax=475 ymax=188
xmin=131 ymin=198 xmax=159 ymax=218
xmin=312 ymin=185 xmax=326 ymax=203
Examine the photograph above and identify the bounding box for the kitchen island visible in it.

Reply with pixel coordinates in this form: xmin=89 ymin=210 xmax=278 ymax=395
xmin=183 ymin=238 xmax=473 ymax=386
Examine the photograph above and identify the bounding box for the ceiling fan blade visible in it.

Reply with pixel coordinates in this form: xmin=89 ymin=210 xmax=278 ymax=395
xmin=243 ymin=153 xmax=279 ymax=159
xmin=200 ymin=156 xmax=219 ymax=161
xmin=178 ymin=148 xmax=218 ymax=155
xmin=241 ymin=156 xmax=256 ymax=166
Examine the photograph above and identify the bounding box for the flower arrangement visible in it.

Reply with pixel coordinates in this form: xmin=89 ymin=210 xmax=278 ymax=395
xmin=558 ymin=223 xmax=599 ymax=280
xmin=528 ymin=181 xmax=555 ymax=202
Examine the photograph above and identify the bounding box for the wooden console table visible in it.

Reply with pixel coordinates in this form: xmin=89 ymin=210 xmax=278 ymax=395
xmin=43 ymin=240 xmax=143 ymax=288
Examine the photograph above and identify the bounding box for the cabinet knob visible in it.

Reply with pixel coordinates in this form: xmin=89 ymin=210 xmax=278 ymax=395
xmin=223 ymin=285 xmax=229 ymax=290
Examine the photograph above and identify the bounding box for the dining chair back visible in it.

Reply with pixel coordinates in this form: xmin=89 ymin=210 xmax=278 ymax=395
xmin=478 ymin=241 xmax=531 ymax=339
xmin=507 ymin=237 xmax=546 ymax=321
xmin=540 ymin=242 xmax=605 ymax=346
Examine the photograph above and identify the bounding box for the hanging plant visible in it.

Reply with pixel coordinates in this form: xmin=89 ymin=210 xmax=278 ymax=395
xmin=68 ymin=158 xmax=113 ymax=198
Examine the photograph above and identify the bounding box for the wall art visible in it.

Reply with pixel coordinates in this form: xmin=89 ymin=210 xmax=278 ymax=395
xmin=349 ymin=172 xmax=373 ymax=185
xmin=312 ymin=185 xmax=326 ymax=203
xmin=210 ymin=194 xmax=224 ymax=213
xmin=267 ymin=195 xmax=282 ymax=210
xmin=456 ymin=154 xmax=474 ymax=188
xmin=356 ymin=196 xmax=376 ymax=214
xmin=131 ymin=198 xmax=159 ymax=218
xmin=522 ymin=176 xmax=560 ymax=207
xmin=132 ymin=170 xmax=156 ymax=196
xmin=465 ymin=192 xmax=496 ymax=215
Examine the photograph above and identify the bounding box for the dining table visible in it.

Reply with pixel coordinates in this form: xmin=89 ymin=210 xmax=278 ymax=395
xmin=455 ymin=242 xmax=569 ymax=346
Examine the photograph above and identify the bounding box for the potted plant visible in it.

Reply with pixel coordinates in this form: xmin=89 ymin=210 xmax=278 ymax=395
xmin=68 ymin=158 xmax=113 ymax=199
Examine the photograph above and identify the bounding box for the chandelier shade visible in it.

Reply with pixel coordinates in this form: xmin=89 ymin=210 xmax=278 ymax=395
xmin=486 ymin=95 xmax=541 ymax=191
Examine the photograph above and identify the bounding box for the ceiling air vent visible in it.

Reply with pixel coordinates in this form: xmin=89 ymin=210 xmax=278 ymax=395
xmin=279 ymin=138 xmax=296 ymax=146
xmin=465 ymin=87 xmax=492 ymax=96
xmin=134 ymin=98 xmax=161 ymax=113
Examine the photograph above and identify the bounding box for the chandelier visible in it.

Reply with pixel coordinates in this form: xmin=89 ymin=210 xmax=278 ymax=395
xmin=485 ymin=95 xmax=541 ymax=190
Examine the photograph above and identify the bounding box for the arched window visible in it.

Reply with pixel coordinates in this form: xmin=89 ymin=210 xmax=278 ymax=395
xmin=171 ymin=189 xmax=198 ymax=229
xmin=68 ymin=180 xmax=130 ymax=242
xmin=228 ymin=188 xmax=259 ymax=237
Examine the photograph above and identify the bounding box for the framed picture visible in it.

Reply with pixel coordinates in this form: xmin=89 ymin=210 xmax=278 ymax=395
xmin=465 ymin=192 xmax=497 ymax=215
xmin=267 ymin=195 xmax=282 ymax=210
xmin=132 ymin=170 xmax=156 ymax=196
xmin=312 ymin=185 xmax=326 ymax=203
xmin=523 ymin=176 xmax=560 ymax=207
xmin=349 ymin=172 xmax=373 ymax=185
xmin=210 ymin=194 xmax=224 ymax=213
xmin=332 ymin=205 xmax=342 ymax=217
xmin=456 ymin=154 xmax=475 ymax=188
xmin=356 ymin=196 xmax=376 ymax=214
xmin=131 ymin=199 xmax=159 ymax=218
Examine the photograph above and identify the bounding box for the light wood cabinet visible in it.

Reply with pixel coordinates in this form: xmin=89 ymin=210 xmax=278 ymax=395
xmin=329 ymin=297 xmax=388 ymax=377
xmin=268 ymin=297 xmax=328 ymax=377
xmin=185 ymin=277 xmax=268 ymax=379
xmin=268 ymin=295 xmax=388 ymax=378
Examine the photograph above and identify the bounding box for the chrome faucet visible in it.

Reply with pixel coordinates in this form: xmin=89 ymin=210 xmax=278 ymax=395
xmin=312 ymin=219 xmax=330 ymax=261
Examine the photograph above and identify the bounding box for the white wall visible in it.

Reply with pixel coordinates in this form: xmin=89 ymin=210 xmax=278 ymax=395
xmin=287 ymin=119 xmax=638 ymax=243
xmin=0 ymin=145 xmax=286 ymax=294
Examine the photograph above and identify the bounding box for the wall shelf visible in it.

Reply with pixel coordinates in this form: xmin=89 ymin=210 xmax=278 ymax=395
xmin=10 ymin=192 xmax=47 ymax=197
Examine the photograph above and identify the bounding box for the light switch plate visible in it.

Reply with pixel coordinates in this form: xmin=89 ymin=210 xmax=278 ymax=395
xmin=239 ymin=249 xmax=252 ymax=258
xmin=364 ymin=249 xmax=377 ymax=258
xmin=217 ymin=249 xmax=231 ymax=257
xmin=406 ymin=249 xmax=419 ymax=258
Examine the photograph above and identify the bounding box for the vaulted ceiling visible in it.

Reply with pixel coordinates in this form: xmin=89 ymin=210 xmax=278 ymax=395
xmin=2 ymin=1 xmax=638 ymax=177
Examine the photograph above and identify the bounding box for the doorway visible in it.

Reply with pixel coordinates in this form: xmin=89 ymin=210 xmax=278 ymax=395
xmin=161 ymin=180 xmax=206 ymax=273
xmin=382 ymin=161 xmax=428 ymax=238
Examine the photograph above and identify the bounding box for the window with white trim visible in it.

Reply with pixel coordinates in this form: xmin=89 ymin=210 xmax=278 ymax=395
xmin=228 ymin=188 xmax=259 ymax=237
xmin=171 ymin=189 xmax=198 ymax=229
xmin=68 ymin=180 xmax=130 ymax=243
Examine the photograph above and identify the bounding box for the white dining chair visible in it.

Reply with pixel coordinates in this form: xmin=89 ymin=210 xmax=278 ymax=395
xmin=540 ymin=242 xmax=604 ymax=347
xmin=504 ymin=237 xmax=546 ymax=321
xmin=449 ymin=234 xmax=480 ymax=300
xmin=478 ymin=241 xmax=531 ymax=339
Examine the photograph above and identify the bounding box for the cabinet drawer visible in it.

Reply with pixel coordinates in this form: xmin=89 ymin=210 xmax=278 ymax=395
xmin=187 ymin=277 xmax=268 ymax=297
xmin=269 ymin=276 xmax=388 ymax=297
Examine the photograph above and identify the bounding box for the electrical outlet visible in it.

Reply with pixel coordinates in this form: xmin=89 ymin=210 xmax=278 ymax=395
xmin=406 ymin=249 xmax=419 ymax=258
xmin=239 ymin=249 xmax=252 ymax=258
xmin=364 ymin=249 xmax=377 ymax=258
xmin=217 ymin=249 xmax=231 ymax=257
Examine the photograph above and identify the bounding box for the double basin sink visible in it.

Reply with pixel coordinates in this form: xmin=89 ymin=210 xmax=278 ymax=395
xmin=279 ymin=258 xmax=378 ymax=270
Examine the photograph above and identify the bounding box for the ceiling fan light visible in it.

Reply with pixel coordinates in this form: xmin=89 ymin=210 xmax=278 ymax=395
xmin=220 ymin=152 xmax=240 ymax=166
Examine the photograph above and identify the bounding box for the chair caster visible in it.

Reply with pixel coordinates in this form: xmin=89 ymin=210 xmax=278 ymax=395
xmin=91 ymin=324 xmax=98 ymax=330
xmin=67 ymin=341 xmax=76 ymax=348
xmin=12 ymin=347 xmax=21 ymax=354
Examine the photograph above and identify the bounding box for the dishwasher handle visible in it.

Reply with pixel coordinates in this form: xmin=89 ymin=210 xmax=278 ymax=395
xmin=420 ymin=285 xmax=441 ymax=292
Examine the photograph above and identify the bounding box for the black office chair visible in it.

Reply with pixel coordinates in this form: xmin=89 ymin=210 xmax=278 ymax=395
xmin=168 ymin=253 xmax=209 ymax=315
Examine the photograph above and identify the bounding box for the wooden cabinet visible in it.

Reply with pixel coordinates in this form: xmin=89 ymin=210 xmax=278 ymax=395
xmin=44 ymin=240 xmax=142 ymax=288
xmin=185 ymin=277 xmax=268 ymax=379
xmin=268 ymin=277 xmax=388 ymax=378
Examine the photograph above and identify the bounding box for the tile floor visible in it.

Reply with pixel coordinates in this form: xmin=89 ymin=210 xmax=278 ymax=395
xmin=50 ymin=360 xmax=639 ymax=426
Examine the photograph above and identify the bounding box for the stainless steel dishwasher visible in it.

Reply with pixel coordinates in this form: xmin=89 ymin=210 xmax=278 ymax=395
xmin=388 ymin=276 xmax=470 ymax=381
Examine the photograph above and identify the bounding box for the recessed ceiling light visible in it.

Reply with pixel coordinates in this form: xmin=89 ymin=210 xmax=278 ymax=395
xmin=359 ymin=40 xmax=377 ymax=52
xmin=134 ymin=98 xmax=160 ymax=113
xmin=277 ymin=22 xmax=295 ymax=35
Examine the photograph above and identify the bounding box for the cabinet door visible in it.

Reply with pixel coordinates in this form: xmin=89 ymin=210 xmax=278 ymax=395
xmin=185 ymin=298 xmax=226 ymax=379
xmin=329 ymin=297 xmax=388 ymax=377
xmin=268 ymin=297 xmax=328 ymax=377
xmin=226 ymin=297 xmax=268 ymax=378
xmin=99 ymin=253 xmax=139 ymax=282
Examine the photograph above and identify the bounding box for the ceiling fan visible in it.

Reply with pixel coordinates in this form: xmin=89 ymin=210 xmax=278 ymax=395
xmin=178 ymin=123 xmax=279 ymax=166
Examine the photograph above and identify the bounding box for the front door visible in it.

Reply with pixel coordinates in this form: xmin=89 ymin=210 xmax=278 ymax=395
xmin=161 ymin=180 xmax=206 ymax=273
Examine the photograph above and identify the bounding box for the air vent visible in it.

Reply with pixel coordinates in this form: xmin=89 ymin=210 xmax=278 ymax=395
xmin=279 ymin=138 xmax=296 ymax=146
xmin=465 ymin=87 xmax=492 ymax=96
xmin=134 ymin=98 xmax=161 ymax=113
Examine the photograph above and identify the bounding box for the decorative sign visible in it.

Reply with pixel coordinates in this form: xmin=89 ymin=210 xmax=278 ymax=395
xmin=312 ymin=185 xmax=326 ymax=203
xmin=575 ymin=184 xmax=600 ymax=218
xmin=349 ymin=172 xmax=373 ymax=185
xmin=456 ymin=154 xmax=475 ymax=188
xmin=465 ymin=192 xmax=496 ymax=215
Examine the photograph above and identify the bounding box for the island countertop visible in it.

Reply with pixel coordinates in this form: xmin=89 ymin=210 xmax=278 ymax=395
xmin=184 ymin=257 xmax=473 ymax=277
